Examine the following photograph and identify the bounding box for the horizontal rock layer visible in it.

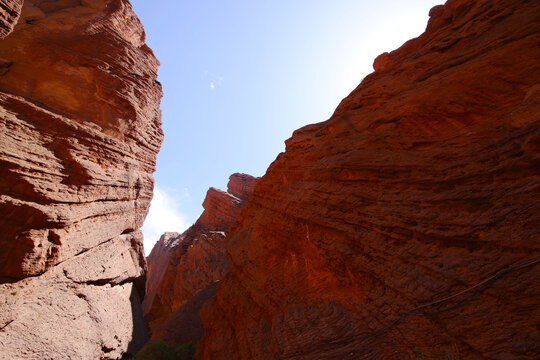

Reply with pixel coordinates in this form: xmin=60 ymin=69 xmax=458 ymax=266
xmin=0 ymin=0 xmax=163 ymax=358
xmin=144 ymin=173 xmax=258 ymax=344
xmin=197 ymin=0 xmax=540 ymax=359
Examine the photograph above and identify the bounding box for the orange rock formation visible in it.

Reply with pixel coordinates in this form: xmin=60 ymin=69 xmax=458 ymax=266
xmin=197 ymin=0 xmax=540 ymax=359
xmin=0 ymin=0 xmax=162 ymax=358
xmin=144 ymin=173 xmax=258 ymax=345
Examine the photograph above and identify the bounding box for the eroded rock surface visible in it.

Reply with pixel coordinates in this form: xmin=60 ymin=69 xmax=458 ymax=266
xmin=0 ymin=0 xmax=162 ymax=358
xmin=0 ymin=0 xmax=22 ymax=38
xmin=197 ymin=0 xmax=540 ymax=359
xmin=143 ymin=173 xmax=258 ymax=344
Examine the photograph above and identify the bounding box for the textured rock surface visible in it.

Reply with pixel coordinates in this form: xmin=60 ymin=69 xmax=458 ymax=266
xmin=143 ymin=173 xmax=257 ymax=343
xmin=0 ymin=232 xmax=148 ymax=359
xmin=197 ymin=0 xmax=540 ymax=359
xmin=143 ymin=232 xmax=181 ymax=315
xmin=227 ymin=172 xmax=258 ymax=200
xmin=0 ymin=0 xmax=162 ymax=358
xmin=0 ymin=0 xmax=22 ymax=38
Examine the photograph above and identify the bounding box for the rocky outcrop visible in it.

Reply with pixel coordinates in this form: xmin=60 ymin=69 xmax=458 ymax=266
xmin=0 ymin=0 xmax=162 ymax=358
xmin=0 ymin=0 xmax=22 ymax=38
xmin=143 ymin=173 xmax=258 ymax=344
xmin=226 ymin=172 xmax=258 ymax=200
xmin=197 ymin=0 xmax=540 ymax=359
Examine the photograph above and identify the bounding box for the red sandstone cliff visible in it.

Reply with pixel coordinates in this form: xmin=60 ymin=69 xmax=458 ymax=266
xmin=0 ymin=0 xmax=162 ymax=358
xmin=143 ymin=173 xmax=258 ymax=345
xmin=197 ymin=0 xmax=540 ymax=359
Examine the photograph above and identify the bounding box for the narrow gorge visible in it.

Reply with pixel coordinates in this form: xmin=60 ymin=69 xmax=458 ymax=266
xmin=0 ymin=0 xmax=538 ymax=359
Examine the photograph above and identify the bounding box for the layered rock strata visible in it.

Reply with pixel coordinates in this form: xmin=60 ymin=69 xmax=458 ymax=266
xmin=0 ymin=0 xmax=163 ymax=358
xmin=197 ymin=0 xmax=540 ymax=359
xmin=0 ymin=0 xmax=22 ymax=38
xmin=143 ymin=173 xmax=258 ymax=345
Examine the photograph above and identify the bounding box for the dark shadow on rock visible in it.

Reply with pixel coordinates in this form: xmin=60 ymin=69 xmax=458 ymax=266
xmin=124 ymin=283 xmax=149 ymax=358
xmin=152 ymin=282 xmax=218 ymax=345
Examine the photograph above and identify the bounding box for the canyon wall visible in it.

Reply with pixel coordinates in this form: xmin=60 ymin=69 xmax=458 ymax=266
xmin=197 ymin=0 xmax=540 ymax=359
xmin=143 ymin=173 xmax=257 ymax=345
xmin=0 ymin=0 xmax=162 ymax=358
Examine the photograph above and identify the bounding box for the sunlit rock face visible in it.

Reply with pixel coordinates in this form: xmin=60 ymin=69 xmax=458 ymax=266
xmin=0 ymin=0 xmax=22 ymax=38
xmin=0 ymin=0 xmax=163 ymax=358
xmin=143 ymin=173 xmax=258 ymax=345
xmin=197 ymin=0 xmax=540 ymax=359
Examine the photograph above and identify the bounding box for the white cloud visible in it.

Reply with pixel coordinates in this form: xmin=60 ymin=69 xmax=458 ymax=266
xmin=203 ymin=71 xmax=224 ymax=90
xmin=141 ymin=186 xmax=190 ymax=255
xmin=182 ymin=187 xmax=191 ymax=199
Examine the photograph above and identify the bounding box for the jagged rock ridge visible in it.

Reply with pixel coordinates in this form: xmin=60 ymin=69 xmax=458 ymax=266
xmin=0 ymin=0 xmax=163 ymax=358
xmin=197 ymin=0 xmax=540 ymax=359
xmin=143 ymin=173 xmax=258 ymax=345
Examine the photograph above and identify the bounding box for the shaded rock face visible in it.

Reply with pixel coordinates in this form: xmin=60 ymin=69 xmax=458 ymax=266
xmin=143 ymin=173 xmax=258 ymax=344
xmin=152 ymin=282 xmax=218 ymax=347
xmin=0 ymin=0 xmax=163 ymax=358
xmin=0 ymin=0 xmax=22 ymax=38
xmin=143 ymin=231 xmax=181 ymax=315
xmin=197 ymin=1 xmax=540 ymax=359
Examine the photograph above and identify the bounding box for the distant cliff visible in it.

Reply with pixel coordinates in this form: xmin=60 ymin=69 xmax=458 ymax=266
xmin=197 ymin=0 xmax=540 ymax=359
xmin=144 ymin=173 xmax=258 ymax=345
xmin=0 ymin=0 xmax=163 ymax=358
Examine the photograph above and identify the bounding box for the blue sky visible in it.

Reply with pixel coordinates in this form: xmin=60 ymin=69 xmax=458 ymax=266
xmin=130 ymin=0 xmax=443 ymax=254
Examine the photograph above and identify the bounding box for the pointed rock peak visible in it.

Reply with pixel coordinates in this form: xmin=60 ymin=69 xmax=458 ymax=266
xmin=227 ymin=173 xmax=259 ymax=200
xmin=198 ymin=173 xmax=258 ymax=230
